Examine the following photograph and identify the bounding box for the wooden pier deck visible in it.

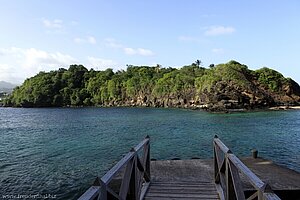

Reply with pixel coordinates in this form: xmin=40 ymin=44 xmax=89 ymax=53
xmin=147 ymin=158 xmax=300 ymax=199
xmin=145 ymin=159 xmax=219 ymax=199
xmin=78 ymin=136 xmax=300 ymax=200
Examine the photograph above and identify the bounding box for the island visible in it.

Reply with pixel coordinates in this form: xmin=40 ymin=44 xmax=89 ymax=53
xmin=3 ymin=60 xmax=300 ymax=112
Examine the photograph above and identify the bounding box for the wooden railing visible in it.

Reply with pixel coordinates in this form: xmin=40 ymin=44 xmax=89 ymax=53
xmin=213 ymin=135 xmax=281 ymax=200
xmin=78 ymin=136 xmax=151 ymax=200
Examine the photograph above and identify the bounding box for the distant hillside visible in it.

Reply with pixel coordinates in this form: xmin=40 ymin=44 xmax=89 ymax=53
xmin=4 ymin=61 xmax=300 ymax=111
xmin=0 ymin=81 xmax=16 ymax=93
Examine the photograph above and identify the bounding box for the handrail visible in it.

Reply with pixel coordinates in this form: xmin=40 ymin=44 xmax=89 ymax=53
xmin=101 ymin=151 xmax=136 ymax=184
xmin=78 ymin=136 xmax=151 ymax=200
xmin=213 ymin=135 xmax=281 ymax=200
xmin=227 ymin=154 xmax=265 ymax=191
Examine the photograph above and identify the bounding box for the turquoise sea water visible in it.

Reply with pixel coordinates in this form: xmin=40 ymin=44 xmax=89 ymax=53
xmin=0 ymin=107 xmax=300 ymax=199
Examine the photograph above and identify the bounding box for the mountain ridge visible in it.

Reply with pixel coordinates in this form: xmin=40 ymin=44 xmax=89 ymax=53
xmin=0 ymin=81 xmax=17 ymax=93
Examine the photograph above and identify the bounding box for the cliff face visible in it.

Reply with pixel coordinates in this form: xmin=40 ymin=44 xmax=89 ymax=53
xmin=5 ymin=61 xmax=300 ymax=111
xmin=92 ymin=79 xmax=300 ymax=112
xmin=99 ymin=62 xmax=300 ymax=111
xmin=105 ymin=80 xmax=299 ymax=112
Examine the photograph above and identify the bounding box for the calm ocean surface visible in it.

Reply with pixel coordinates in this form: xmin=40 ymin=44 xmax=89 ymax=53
xmin=0 ymin=107 xmax=300 ymax=199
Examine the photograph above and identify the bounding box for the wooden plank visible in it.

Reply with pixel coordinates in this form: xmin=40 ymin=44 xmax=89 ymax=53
xmin=147 ymin=188 xmax=218 ymax=194
xmin=215 ymin=145 xmax=225 ymax=170
xmin=148 ymin=187 xmax=217 ymax=192
xmin=145 ymin=179 xmax=220 ymax=199
xmin=215 ymin=183 xmax=225 ymax=200
xmin=150 ymin=181 xmax=215 ymax=185
xmin=214 ymin=138 xmax=230 ymax=154
xmin=134 ymin=138 xmax=149 ymax=152
xmin=136 ymin=155 xmax=145 ymax=172
xmin=144 ymin=141 xmax=151 ymax=181
xmin=101 ymin=138 xmax=148 ymax=185
xmin=214 ymin=145 xmax=226 ymax=194
xmin=228 ymin=159 xmax=246 ymax=200
xmin=77 ymin=186 xmax=100 ymax=200
xmin=149 ymin=184 xmax=216 ymax=187
xmin=214 ymin=148 xmax=220 ymax=184
xmin=148 ymin=184 xmax=218 ymax=189
xmin=240 ymin=157 xmax=300 ymax=191
xmin=263 ymin=193 xmax=281 ymax=200
xmin=149 ymin=184 xmax=216 ymax=188
xmin=119 ymin=156 xmax=134 ymax=198
xmin=228 ymin=154 xmax=265 ymax=190
xmin=106 ymin=186 xmax=121 ymax=199
xmin=145 ymin=192 xmax=220 ymax=198
xmin=144 ymin=197 xmax=219 ymax=200
xmin=101 ymin=151 xmax=135 ymax=184
xmin=129 ymin=155 xmax=138 ymax=199
xmin=150 ymin=159 xmax=214 ymax=183
xmin=99 ymin=184 xmax=107 ymax=200
xmin=246 ymin=191 xmax=258 ymax=200
xmin=139 ymin=182 xmax=150 ymax=200
xmin=226 ymin=156 xmax=236 ymax=200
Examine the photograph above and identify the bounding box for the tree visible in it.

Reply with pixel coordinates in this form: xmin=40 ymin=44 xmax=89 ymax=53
xmin=195 ymin=60 xmax=202 ymax=67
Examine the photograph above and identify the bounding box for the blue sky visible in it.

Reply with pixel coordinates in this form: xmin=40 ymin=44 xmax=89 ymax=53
xmin=1 ymin=0 xmax=300 ymax=84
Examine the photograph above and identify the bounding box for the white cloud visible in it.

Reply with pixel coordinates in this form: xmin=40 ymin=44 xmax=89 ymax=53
xmin=178 ymin=36 xmax=197 ymax=42
xmin=200 ymin=14 xmax=217 ymax=18
xmin=74 ymin=37 xmax=85 ymax=44
xmin=212 ymin=48 xmax=225 ymax=54
xmin=23 ymin=48 xmax=77 ymax=68
xmin=74 ymin=36 xmax=97 ymax=45
xmin=178 ymin=36 xmax=209 ymax=43
xmin=104 ymin=38 xmax=123 ymax=49
xmin=204 ymin=26 xmax=235 ymax=36
xmin=0 ymin=64 xmax=23 ymax=84
xmin=42 ymin=19 xmax=63 ymax=29
xmin=71 ymin=21 xmax=79 ymax=26
xmin=104 ymin=38 xmax=154 ymax=56
xmin=123 ymin=47 xmax=154 ymax=56
xmin=137 ymin=48 xmax=154 ymax=56
xmin=87 ymin=36 xmax=97 ymax=44
xmin=123 ymin=47 xmax=136 ymax=55
xmin=41 ymin=18 xmax=67 ymax=34
xmin=0 ymin=47 xmax=77 ymax=84
xmin=87 ymin=56 xmax=117 ymax=70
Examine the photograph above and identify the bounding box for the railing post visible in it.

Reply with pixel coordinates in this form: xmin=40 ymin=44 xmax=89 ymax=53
xmin=145 ymin=135 xmax=151 ymax=181
xmin=213 ymin=136 xmax=219 ymax=184
xmin=225 ymin=152 xmax=236 ymax=200
xmin=92 ymin=177 xmax=107 ymax=200
xmin=128 ymin=154 xmax=138 ymax=200
xmin=258 ymin=190 xmax=263 ymax=200
xmin=78 ymin=137 xmax=152 ymax=200
xmin=119 ymin=148 xmax=136 ymax=199
xmin=99 ymin=179 xmax=107 ymax=200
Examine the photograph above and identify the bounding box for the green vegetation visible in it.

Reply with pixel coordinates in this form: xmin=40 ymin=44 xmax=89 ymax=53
xmin=255 ymin=67 xmax=287 ymax=92
xmin=195 ymin=61 xmax=253 ymax=92
xmin=4 ymin=60 xmax=298 ymax=108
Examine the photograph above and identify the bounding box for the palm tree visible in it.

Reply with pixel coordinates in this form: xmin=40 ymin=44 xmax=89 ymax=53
xmin=195 ymin=59 xmax=202 ymax=67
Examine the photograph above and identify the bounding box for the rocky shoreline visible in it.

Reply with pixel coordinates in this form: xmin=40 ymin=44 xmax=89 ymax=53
xmin=3 ymin=99 xmax=300 ymax=113
xmin=86 ymin=94 xmax=300 ymax=113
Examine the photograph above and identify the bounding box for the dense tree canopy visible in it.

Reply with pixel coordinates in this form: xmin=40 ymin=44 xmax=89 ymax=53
xmin=4 ymin=61 xmax=300 ymax=109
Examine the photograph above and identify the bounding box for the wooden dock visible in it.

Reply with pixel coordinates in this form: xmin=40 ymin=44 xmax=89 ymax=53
xmin=78 ymin=136 xmax=300 ymax=200
xmin=148 ymin=158 xmax=300 ymax=199
xmin=145 ymin=159 xmax=219 ymax=199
